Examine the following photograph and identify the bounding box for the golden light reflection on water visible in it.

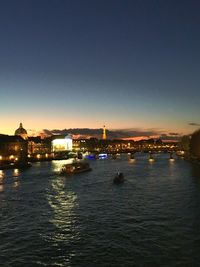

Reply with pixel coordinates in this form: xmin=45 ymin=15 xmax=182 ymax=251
xmin=0 ymin=170 xmax=5 ymax=192
xmin=13 ymin=177 xmax=20 ymax=188
xmin=168 ymin=158 xmax=177 ymax=179
xmin=47 ymin=177 xmax=79 ymax=243
xmin=0 ymin=184 xmax=4 ymax=192
xmin=13 ymin=169 xmax=20 ymax=177
xmin=0 ymin=170 xmax=4 ymax=179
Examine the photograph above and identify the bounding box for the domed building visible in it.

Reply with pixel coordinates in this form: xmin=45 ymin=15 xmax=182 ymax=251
xmin=15 ymin=123 xmax=28 ymax=140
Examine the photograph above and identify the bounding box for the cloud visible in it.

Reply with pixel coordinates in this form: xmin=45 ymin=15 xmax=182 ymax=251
xmin=42 ymin=128 xmax=181 ymax=141
xmin=188 ymin=122 xmax=200 ymax=126
xmin=168 ymin=132 xmax=180 ymax=136
xmin=42 ymin=128 xmax=160 ymax=139
xmin=160 ymin=133 xmax=180 ymax=141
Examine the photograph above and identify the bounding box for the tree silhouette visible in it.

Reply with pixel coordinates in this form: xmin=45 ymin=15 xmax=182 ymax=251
xmin=190 ymin=129 xmax=200 ymax=158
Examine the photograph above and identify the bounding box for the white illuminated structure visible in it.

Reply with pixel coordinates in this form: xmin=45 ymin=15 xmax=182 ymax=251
xmin=52 ymin=135 xmax=73 ymax=152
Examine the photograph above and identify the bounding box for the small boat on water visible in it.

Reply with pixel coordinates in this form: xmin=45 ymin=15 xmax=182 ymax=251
xmin=60 ymin=161 xmax=92 ymax=175
xmin=169 ymin=152 xmax=175 ymax=161
xmin=149 ymin=153 xmax=154 ymax=161
xmin=130 ymin=153 xmax=135 ymax=159
xmin=99 ymin=153 xmax=108 ymax=159
xmin=113 ymin=172 xmax=125 ymax=184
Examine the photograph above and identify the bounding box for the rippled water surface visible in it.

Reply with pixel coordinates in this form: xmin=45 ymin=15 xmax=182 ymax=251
xmin=1 ymin=154 xmax=200 ymax=266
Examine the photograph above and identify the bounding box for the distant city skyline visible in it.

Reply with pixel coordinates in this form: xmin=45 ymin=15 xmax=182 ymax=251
xmin=0 ymin=0 xmax=200 ymax=136
xmin=0 ymin=122 xmax=197 ymax=142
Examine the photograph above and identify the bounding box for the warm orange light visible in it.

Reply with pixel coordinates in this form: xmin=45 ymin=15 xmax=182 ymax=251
xmin=0 ymin=170 xmax=4 ymax=179
xmin=36 ymin=154 xmax=41 ymax=159
xmin=9 ymin=155 xmax=14 ymax=160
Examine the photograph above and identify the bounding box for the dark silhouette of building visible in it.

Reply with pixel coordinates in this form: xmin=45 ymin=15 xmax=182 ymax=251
xmin=0 ymin=134 xmax=28 ymax=163
xmin=28 ymin=136 xmax=52 ymax=159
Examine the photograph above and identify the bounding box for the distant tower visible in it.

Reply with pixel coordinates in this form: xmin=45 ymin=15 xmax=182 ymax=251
xmin=102 ymin=125 xmax=107 ymax=140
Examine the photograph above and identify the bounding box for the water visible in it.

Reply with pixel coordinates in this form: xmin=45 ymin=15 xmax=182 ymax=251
xmin=1 ymin=154 xmax=200 ymax=267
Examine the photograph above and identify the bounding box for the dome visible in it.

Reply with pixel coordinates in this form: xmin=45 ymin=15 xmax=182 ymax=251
xmin=15 ymin=123 xmax=28 ymax=139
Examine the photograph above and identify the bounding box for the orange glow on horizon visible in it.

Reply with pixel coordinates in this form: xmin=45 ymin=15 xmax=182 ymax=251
xmin=122 ymin=135 xmax=161 ymax=141
xmin=0 ymin=116 xmax=193 ymax=138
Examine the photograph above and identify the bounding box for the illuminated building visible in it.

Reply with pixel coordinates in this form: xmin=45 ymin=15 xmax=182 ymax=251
xmin=28 ymin=136 xmax=52 ymax=159
xmin=0 ymin=134 xmax=28 ymax=163
xmin=102 ymin=125 xmax=107 ymax=140
xmin=15 ymin=123 xmax=28 ymax=140
xmin=51 ymin=135 xmax=73 ymax=158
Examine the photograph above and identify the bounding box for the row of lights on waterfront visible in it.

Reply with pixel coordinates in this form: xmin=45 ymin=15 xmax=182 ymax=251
xmin=0 ymin=154 xmax=51 ymax=161
xmin=0 ymin=155 xmax=18 ymax=161
xmin=128 ymin=155 xmax=175 ymax=162
xmin=0 ymin=152 xmax=178 ymax=162
xmin=28 ymin=153 xmax=50 ymax=159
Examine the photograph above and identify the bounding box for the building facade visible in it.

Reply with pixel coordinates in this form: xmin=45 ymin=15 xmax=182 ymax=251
xmin=0 ymin=135 xmax=28 ymax=163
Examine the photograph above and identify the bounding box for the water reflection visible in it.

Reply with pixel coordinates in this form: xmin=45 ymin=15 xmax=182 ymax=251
xmin=168 ymin=158 xmax=176 ymax=179
xmin=0 ymin=171 xmax=5 ymax=192
xmin=13 ymin=179 xmax=20 ymax=189
xmin=129 ymin=158 xmax=136 ymax=163
xmin=0 ymin=183 xmax=4 ymax=192
xmin=0 ymin=170 xmax=4 ymax=179
xmin=47 ymin=177 xmax=79 ymax=243
xmin=13 ymin=169 xmax=20 ymax=177
xmin=1 ymin=155 xmax=200 ymax=267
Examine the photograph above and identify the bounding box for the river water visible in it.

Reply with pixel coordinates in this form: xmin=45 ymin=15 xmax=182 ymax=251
xmin=1 ymin=153 xmax=200 ymax=267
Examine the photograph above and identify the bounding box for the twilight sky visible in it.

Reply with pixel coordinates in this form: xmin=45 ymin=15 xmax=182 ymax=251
xmin=0 ymin=0 xmax=200 ymax=137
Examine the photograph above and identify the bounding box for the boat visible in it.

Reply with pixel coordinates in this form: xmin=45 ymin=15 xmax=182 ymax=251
xmin=130 ymin=153 xmax=135 ymax=159
xmin=99 ymin=153 xmax=108 ymax=159
xmin=169 ymin=152 xmax=175 ymax=161
xmin=113 ymin=172 xmax=125 ymax=184
xmin=149 ymin=153 xmax=154 ymax=161
xmin=60 ymin=161 xmax=92 ymax=175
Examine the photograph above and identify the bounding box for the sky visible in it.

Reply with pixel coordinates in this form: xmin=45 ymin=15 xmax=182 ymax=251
xmin=0 ymin=0 xmax=200 ymax=138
